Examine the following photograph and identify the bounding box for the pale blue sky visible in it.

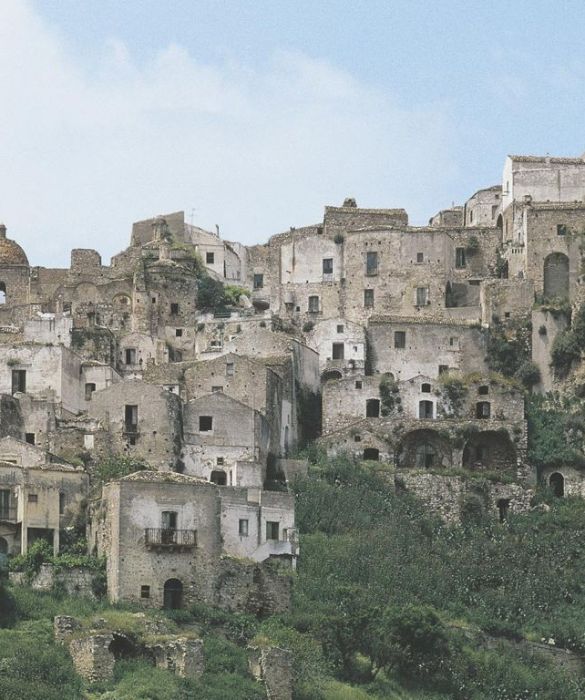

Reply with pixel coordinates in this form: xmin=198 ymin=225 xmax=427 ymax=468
xmin=1 ymin=1 xmax=584 ymax=265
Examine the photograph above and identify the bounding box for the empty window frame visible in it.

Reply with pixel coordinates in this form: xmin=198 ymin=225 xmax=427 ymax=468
xmin=366 ymin=399 xmax=380 ymax=418
xmin=253 ymin=273 xmax=264 ymax=289
xmin=332 ymin=342 xmax=344 ymax=360
xmin=266 ymin=521 xmax=280 ymax=540
xmin=199 ymin=416 xmax=213 ymax=431
xmin=322 ymin=258 xmax=333 ymax=274
xmin=308 ymin=296 xmax=320 ymax=313
xmin=476 ymin=401 xmax=491 ymax=419
xmin=25 ymin=433 xmax=35 ymax=445
xmin=11 ymin=369 xmax=26 ymax=394
xmin=141 ymin=585 xmax=151 ymax=599
xmin=366 ymin=251 xmax=378 ymax=276
xmin=394 ymin=331 xmax=406 ymax=349
xmin=239 ymin=519 xmax=249 ymax=536
xmin=416 ymin=252 xmax=424 ymax=263
xmin=125 ymin=348 xmax=137 ymax=365
xmin=419 ymin=400 xmax=434 ymax=419
xmin=416 ymin=287 xmax=429 ymax=306
xmin=124 ymin=405 xmax=138 ymax=431
xmin=85 ymin=383 xmax=96 ymax=401
xmin=170 ymin=303 xmax=179 ymax=315
xmin=206 ymin=251 xmax=215 ymax=264
xmin=364 ymin=289 xmax=374 ymax=308
xmin=455 ymin=247 xmax=466 ymax=269
xmin=557 ymin=224 xmax=568 ymax=236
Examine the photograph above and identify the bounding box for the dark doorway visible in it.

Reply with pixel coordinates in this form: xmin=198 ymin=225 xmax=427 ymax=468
xmin=363 ymin=448 xmax=380 ymax=461
xmin=497 ymin=498 xmax=510 ymax=523
xmin=210 ymin=470 xmax=227 ymax=485
xmin=366 ymin=399 xmax=380 ymax=418
xmin=549 ymin=472 xmax=564 ymax=498
xmin=163 ymin=578 xmax=183 ymax=609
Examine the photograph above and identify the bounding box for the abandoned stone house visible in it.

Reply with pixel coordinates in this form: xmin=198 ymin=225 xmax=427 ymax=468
xmin=2 ymin=151 xmax=585 ymax=603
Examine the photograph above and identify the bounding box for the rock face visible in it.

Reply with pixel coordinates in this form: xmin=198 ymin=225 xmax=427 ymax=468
xmin=249 ymin=645 xmax=293 ymax=700
xmin=148 ymin=637 xmax=205 ymax=679
xmin=68 ymin=634 xmax=116 ymax=683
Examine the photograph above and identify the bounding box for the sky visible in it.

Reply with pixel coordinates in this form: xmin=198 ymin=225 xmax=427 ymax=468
xmin=1 ymin=1 xmax=585 ymax=266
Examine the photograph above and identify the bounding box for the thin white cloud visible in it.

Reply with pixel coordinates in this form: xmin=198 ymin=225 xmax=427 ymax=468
xmin=0 ymin=0 xmax=458 ymax=267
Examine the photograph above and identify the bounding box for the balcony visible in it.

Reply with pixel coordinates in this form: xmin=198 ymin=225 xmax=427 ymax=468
xmin=144 ymin=528 xmax=197 ymax=551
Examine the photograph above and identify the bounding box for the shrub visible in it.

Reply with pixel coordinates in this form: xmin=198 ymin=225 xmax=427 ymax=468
xmin=550 ymin=330 xmax=580 ymax=378
xmin=302 ymin=321 xmax=315 ymax=333
xmin=514 ymin=360 xmax=541 ymax=388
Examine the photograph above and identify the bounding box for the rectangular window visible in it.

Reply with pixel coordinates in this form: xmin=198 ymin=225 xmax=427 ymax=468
xmin=416 ymin=287 xmax=429 ymax=306
xmin=557 ymin=224 xmax=568 ymax=236
xmin=394 ymin=331 xmax=406 ymax=349
xmin=84 ymin=434 xmax=94 ymax=449
xmin=217 ymin=456 xmax=225 ymax=465
xmin=322 ymin=258 xmax=333 ymax=274
xmin=266 ymin=521 xmax=280 ymax=540
xmin=455 ymin=247 xmax=466 ymax=269
xmin=416 ymin=252 xmax=424 ymax=263
xmin=140 ymin=585 xmax=150 ymax=599
xmin=161 ymin=511 xmax=177 ymax=530
xmin=491 ymin=205 xmax=498 ymax=219
xmin=59 ymin=492 xmax=65 ymax=515
xmin=175 ymin=328 xmax=183 ymax=337
xmin=85 ymin=382 xmax=96 ymax=401
xmin=355 ymin=380 xmax=362 ymax=389
xmin=25 ymin=433 xmax=35 ymax=445
xmin=332 ymin=342 xmax=344 ymax=360
xmin=125 ymin=348 xmax=136 ymax=365
xmin=438 ymin=364 xmax=449 ymax=375
xmin=253 ymin=273 xmax=264 ymax=290
xmin=0 ymin=489 xmax=10 ymax=518
xmin=366 ymin=251 xmax=378 ymax=276
xmin=308 ymin=296 xmax=320 ymax=313
xmin=239 ymin=519 xmax=249 ymax=536
xmin=364 ymin=289 xmax=374 ymax=308
xmin=170 ymin=303 xmax=179 ymax=315
xmin=226 ymin=362 xmax=234 ymax=376
xmin=336 ymin=324 xmax=344 ymax=333
xmin=28 ymin=494 xmax=38 ymax=504
xmin=206 ymin=251 xmax=215 ymax=264
xmin=125 ymin=405 xmax=138 ymax=431
xmin=199 ymin=416 xmax=213 ymax=431
xmin=211 ymin=385 xmax=223 ymax=392
xmin=11 ymin=369 xmax=26 ymax=394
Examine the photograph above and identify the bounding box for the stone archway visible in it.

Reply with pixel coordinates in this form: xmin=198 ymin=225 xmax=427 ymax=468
xmin=398 ymin=429 xmax=452 ymax=469
xmin=543 ymin=252 xmax=569 ymax=300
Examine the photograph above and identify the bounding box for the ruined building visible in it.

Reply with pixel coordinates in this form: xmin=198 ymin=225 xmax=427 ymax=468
xmin=2 ymin=152 xmax=585 ymax=606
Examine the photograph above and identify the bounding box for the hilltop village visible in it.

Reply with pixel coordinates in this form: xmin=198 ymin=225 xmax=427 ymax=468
xmin=1 ymin=152 xmax=585 ymax=614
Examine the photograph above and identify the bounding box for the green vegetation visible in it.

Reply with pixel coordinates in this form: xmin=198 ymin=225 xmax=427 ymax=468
xmin=379 ymin=374 xmax=400 ymax=416
xmin=485 ymin=317 xmax=532 ymax=381
xmin=549 ymin=301 xmax=585 ymax=378
xmin=526 ymin=393 xmax=585 ymax=469
xmin=6 ymin=454 xmax=585 ymax=698
xmin=285 ymin=455 xmax=585 ymax=698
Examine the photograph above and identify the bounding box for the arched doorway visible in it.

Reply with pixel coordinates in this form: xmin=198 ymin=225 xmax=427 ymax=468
xmin=397 ymin=429 xmax=452 ymax=469
xmin=543 ymin=252 xmax=569 ymax=300
xmin=321 ymin=369 xmax=342 ymax=382
xmin=163 ymin=578 xmax=183 ymax=609
xmin=549 ymin=472 xmax=564 ymax=497
xmin=462 ymin=431 xmax=516 ymax=471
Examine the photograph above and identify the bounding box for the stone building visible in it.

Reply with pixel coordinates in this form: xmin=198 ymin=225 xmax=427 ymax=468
xmin=3 ymin=149 xmax=585 ymax=602
xmin=91 ymin=471 xmax=296 ymax=612
xmin=0 ymin=436 xmax=88 ymax=555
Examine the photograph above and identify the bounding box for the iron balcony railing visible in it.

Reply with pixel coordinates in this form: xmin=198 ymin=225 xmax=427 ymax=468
xmin=144 ymin=528 xmax=197 ymax=548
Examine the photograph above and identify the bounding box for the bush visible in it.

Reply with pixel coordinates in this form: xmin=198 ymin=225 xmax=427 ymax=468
xmin=550 ymin=330 xmax=580 ymax=378
xmin=514 ymin=360 xmax=541 ymax=388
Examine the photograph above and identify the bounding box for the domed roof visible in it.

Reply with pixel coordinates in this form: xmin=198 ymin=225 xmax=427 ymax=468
xmin=0 ymin=224 xmax=29 ymax=266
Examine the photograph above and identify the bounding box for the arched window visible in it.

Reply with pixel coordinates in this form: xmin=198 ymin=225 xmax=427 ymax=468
xmin=550 ymin=472 xmax=564 ymax=498
xmin=366 ymin=399 xmax=380 ymax=418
